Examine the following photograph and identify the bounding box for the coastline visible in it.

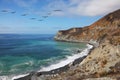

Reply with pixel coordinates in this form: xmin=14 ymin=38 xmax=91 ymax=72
xmin=13 ymin=9 xmax=120 ymax=80
xmin=6 ymin=43 xmax=94 ymax=80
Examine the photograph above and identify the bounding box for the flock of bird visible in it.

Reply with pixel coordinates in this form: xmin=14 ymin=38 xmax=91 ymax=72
xmin=1 ymin=9 xmax=62 ymax=22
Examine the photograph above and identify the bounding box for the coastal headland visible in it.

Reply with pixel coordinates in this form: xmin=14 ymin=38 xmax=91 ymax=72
xmin=14 ymin=9 xmax=120 ymax=80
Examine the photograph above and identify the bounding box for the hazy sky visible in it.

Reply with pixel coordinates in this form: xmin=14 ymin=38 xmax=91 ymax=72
xmin=0 ymin=0 xmax=120 ymax=34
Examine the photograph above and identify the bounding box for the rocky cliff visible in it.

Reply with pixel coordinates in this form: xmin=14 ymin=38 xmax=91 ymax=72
xmin=48 ymin=9 xmax=120 ymax=80
xmin=54 ymin=9 xmax=120 ymax=45
xmin=14 ymin=9 xmax=120 ymax=80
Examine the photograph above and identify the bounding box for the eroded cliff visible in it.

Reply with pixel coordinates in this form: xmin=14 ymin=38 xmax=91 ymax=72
xmin=49 ymin=9 xmax=120 ymax=80
xmin=54 ymin=9 xmax=120 ymax=45
xmin=14 ymin=9 xmax=120 ymax=80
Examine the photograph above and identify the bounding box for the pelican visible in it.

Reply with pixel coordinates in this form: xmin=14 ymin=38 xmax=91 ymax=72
xmin=21 ymin=14 xmax=28 ymax=16
xmin=53 ymin=9 xmax=62 ymax=12
xmin=38 ymin=19 xmax=43 ymax=21
xmin=30 ymin=18 xmax=36 ymax=20
xmin=1 ymin=10 xmax=8 ymax=12
xmin=48 ymin=12 xmax=51 ymax=15
xmin=42 ymin=16 xmax=48 ymax=18
xmin=11 ymin=11 xmax=16 ymax=14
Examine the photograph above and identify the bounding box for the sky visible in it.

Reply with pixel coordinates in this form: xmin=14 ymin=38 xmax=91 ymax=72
xmin=0 ymin=0 xmax=120 ymax=34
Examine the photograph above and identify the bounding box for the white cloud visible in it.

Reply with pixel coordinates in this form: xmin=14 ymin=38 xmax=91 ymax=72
xmin=42 ymin=0 xmax=120 ymax=16
xmin=10 ymin=0 xmax=120 ymax=16
xmin=72 ymin=0 xmax=120 ymax=16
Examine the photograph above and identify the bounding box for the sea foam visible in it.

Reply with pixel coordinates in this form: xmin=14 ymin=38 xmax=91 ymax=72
xmin=39 ymin=44 xmax=93 ymax=71
xmin=0 ymin=73 xmax=29 ymax=80
xmin=11 ymin=73 xmax=29 ymax=80
xmin=0 ymin=44 xmax=93 ymax=80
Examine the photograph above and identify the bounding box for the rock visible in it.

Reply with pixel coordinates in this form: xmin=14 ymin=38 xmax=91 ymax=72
xmin=43 ymin=9 xmax=120 ymax=80
xmin=45 ymin=42 xmax=120 ymax=80
xmin=83 ymin=77 xmax=117 ymax=80
xmin=79 ymin=42 xmax=120 ymax=76
xmin=16 ymin=9 xmax=120 ymax=80
xmin=54 ymin=9 xmax=120 ymax=45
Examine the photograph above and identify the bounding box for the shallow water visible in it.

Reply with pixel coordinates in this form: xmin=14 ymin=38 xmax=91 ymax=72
xmin=0 ymin=34 xmax=86 ymax=76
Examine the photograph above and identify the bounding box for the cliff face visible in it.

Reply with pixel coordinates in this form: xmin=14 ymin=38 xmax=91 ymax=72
xmin=54 ymin=9 xmax=120 ymax=45
xmin=48 ymin=9 xmax=120 ymax=80
xmin=46 ymin=9 xmax=120 ymax=79
xmin=10 ymin=9 xmax=120 ymax=80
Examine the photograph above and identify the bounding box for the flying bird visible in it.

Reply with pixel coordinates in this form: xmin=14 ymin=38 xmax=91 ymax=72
xmin=53 ymin=9 xmax=62 ymax=12
xmin=42 ymin=16 xmax=48 ymax=18
xmin=1 ymin=10 xmax=8 ymax=12
xmin=38 ymin=19 xmax=43 ymax=21
xmin=30 ymin=18 xmax=36 ymax=20
xmin=21 ymin=14 xmax=28 ymax=16
xmin=47 ymin=12 xmax=51 ymax=15
xmin=11 ymin=11 xmax=16 ymax=14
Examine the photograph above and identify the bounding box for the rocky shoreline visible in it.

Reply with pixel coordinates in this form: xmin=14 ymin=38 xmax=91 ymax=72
xmin=44 ymin=42 xmax=120 ymax=80
xmin=12 ymin=41 xmax=120 ymax=80
xmin=13 ymin=43 xmax=94 ymax=80
xmin=43 ymin=9 xmax=120 ymax=80
xmin=7 ymin=9 xmax=120 ymax=80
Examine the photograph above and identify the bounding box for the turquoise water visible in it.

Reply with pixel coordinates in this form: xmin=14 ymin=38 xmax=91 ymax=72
xmin=0 ymin=34 xmax=86 ymax=75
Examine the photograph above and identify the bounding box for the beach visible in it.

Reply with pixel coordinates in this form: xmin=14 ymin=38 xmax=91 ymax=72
xmin=12 ymin=44 xmax=93 ymax=80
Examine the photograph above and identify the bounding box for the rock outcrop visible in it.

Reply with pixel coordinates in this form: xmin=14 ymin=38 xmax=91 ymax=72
xmin=48 ymin=9 xmax=120 ymax=80
xmin=14 ymin=9 xmax=120 ymax=80
xmin=54 ymin=9 xmax=120 ymax=45
xmin=45 ymin=42 xmax=120 ymax=80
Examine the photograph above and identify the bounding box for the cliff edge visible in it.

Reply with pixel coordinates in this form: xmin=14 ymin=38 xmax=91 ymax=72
xmin=48 ymin=9 xmax=120 ymax=80
xmin=54 ymin=9 xmax=120 ymax=45
xmin=14 ymin=9 xmax=120 ymax=80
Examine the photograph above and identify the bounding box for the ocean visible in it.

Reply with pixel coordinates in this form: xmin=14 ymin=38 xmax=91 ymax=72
xmin=0 ymin=34 xmax=87 ymax=78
